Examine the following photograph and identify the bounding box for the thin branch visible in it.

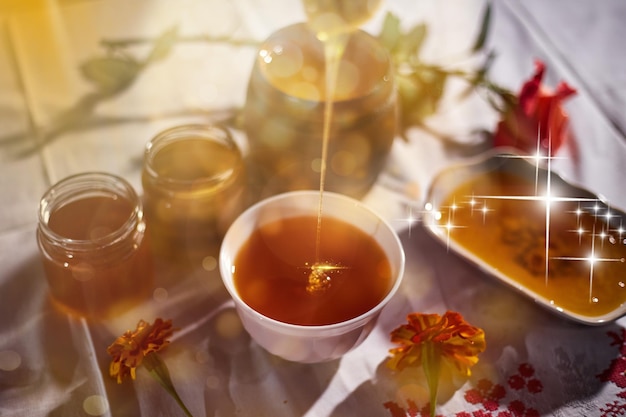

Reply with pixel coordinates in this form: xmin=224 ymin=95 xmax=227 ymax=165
xmin=101 ymin=34 xmax=260 ymax=50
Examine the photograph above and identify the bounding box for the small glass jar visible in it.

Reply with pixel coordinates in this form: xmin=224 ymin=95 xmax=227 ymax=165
xmin=37 ymin=172 xmax=154 ymax=319
xmin=141 ymin=124 xmax=247 ymax=268
xmin=243 ymin=23 xmax=397 ymax=199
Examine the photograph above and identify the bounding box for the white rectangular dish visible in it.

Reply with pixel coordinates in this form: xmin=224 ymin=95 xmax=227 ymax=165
xmin=423 ymin=150 xmax=626 ymax=325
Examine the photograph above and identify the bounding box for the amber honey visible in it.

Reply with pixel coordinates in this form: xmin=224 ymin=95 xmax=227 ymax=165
xmin=243 ymin=23 xmax=396 ymax=198
xmin=142 ymin=125 xmax=246 ymax=266
xmin=232 ymin=214 xmax=393 ymax=326
xmin=436 ymin=171 xmax=626 ymax=318
xmin=37 ymin=173 xmax=153 ymax=318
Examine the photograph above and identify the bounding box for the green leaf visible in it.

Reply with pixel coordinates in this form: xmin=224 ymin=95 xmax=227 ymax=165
xmin=80 ymin=56 xmax=141 ymax=95
xmin=378 ymin=12 xmax=402 ymax=52
xmin=397 ymin=67 xmax=448 ymax=128
xmin=477 ymin=50 xmax=496 ymax=80
xmin=399 ymin=23 xmax=427 ymax=61
xmin=471 ymin=2 xmax=492 ymax=52
xmin=146 ymin=26 xmax=179 ymax=63
xmin=458 ymin=52 xmax=494 ymax=99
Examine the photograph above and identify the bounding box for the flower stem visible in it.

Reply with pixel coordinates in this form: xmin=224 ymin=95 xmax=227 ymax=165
xmin=422 ymin=342 xmax=441 ymax=417
xmin=101 ymin=34 xmax=259 ymax=50
xmin=143 ymin=352 xmax=194 ymax=417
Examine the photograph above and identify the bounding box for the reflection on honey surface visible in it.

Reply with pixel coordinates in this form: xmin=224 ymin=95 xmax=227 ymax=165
xmin=233 ymin=215 xmax=392 ymax=326
xmin=432 ymin=170 xmax=626 ymax=318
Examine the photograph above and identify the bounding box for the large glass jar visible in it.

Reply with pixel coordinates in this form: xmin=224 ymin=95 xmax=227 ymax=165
xmin=141 ymin=124 xmax=247 ymax=269
xmin=243 ymin=22 xmax=397 ymax=199
xmin=37 ymin=172 xmax=153 ymax=319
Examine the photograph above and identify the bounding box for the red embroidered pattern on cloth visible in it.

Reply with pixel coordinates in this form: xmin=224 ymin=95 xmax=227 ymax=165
xmin=598 ymin=329 xmax=626 ymax=415
xmin=384 ymin=329 xmax=626 ymax=417
xmin=383 ymin=363 xmax=544 ymax=417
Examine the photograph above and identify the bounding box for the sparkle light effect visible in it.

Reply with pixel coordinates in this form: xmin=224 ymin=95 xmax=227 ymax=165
xmin=544 ymin=135 xmax=553 ymax=286
xmin=552 ymin=224 xmax=626 ymax=303
xmin=442 ymin=199 xmax=467 ymax=249
xmin=304 ymin=261 xmax=349 ymax=293
xmin=395 ymin=200 xmax=448 ymax=240
xmin=411 ymin=130 xmax=626 ymax=307
xmin=479 ymin=200 xmax=493 ymax=224
xmin=396 ymin=203 xmax=421 ymax=237
xmin=567 ymin=203 xmax=586 ymax=244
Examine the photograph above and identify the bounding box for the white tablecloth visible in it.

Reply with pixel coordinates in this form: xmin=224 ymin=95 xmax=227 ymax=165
xmin=1 ymin=1 xmax=626 ymax=416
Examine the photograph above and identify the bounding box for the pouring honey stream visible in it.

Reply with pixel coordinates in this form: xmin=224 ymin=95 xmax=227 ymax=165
xmin=301 ymin=0 xmax=384 ymax=293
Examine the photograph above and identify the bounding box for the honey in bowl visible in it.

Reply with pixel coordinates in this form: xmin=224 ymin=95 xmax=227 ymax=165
xmin=233 ymin=214 xmax=393 ymax=326
xmin=432 ymin=170 xmax=626 ymax=319
xmin=220 ymin=190 xmax=405 ymax=362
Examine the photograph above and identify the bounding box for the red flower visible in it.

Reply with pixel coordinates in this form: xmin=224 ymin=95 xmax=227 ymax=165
xmin=493 ymin=60 xmax=576 ymax=156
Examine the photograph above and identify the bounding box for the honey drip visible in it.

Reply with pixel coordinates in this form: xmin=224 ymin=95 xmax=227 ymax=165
xmin=306 ymin=261 xmax=348 ymax=293
xmin=304 ymin=0 xmax=382 ymax=293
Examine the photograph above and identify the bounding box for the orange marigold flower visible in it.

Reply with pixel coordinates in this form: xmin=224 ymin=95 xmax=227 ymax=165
xmin=107 ymin=318 xmax=175 ymax=384
xmin=388 ymin=311 xmax=486 ymax=417
xmin=387 ymin=311 xmax=486 ymax=375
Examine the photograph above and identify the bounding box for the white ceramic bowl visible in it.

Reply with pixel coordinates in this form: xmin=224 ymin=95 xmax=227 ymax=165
xmin=219 ymin=191 xmax=405 ymax=363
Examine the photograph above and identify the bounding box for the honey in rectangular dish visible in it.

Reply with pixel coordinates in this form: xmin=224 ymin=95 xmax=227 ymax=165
xmin=436 ymin=171 xmax=626 ymax=318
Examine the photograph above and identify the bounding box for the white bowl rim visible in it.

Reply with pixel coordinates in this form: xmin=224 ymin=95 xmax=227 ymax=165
xmin=219 ymin=190 xmax=406 ymax=334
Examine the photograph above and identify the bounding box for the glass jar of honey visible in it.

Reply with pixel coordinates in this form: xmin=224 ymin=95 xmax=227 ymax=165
xmin=141 ymin=124 xmax=247 ymax=269
xmin=37 ymin=172 xmax=154 ymax=319
xmin=243 ymin=23 xmax=397 ymax=199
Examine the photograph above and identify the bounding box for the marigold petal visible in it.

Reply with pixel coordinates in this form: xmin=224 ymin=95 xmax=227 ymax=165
xmin=390 ymin=324 xmax=418 ymax=345
xmin=388 ymin=311 xmax=486 ymax=376
xmin=109 ymin=361 xmax=120 ymax=379
xmin=387 ymin=344 xmax=422 ymax=371
xmin=106 ymin=318 xmax=177 ymax=384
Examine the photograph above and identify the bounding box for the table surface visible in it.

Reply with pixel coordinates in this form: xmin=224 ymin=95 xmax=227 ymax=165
xmin=2 ymin=1 xmax=626 ymax=416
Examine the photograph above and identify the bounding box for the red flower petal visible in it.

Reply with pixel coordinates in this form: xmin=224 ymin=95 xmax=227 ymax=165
xmin=493 ymin=60 xmax=576 ymax=156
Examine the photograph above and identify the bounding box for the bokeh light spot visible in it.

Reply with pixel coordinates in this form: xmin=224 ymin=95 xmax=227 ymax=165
xmin=0 ymin=350 xmax=21 ymax=371
xmin=195 ymin=349 xmax=211 ymax=365
xmin=153 ymin=287 xmax=169 ymax=302
xmin=202 ymin=256 xmax=217 ymax=271
xmin=72 ymin=263 xmax=95 ymax=282
xmin=292 ymin=82 xmax=320 ymax=101
xmin=264 ymin=44 xmax=303 ymax=79
xmin=83 ymin=395 xmax=109 ymax=416
xmin=331 ymin=150 xmax=357 ymax=176
xmin=311 ymin=158 xmax=322 ymax=174
xmin=335 ymin=60 xmax=360 ymax=98
xmin=215 ymin=310 xmax=243 ymax=340
xmin=206 ymin=374 xmax=221 ymax=390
